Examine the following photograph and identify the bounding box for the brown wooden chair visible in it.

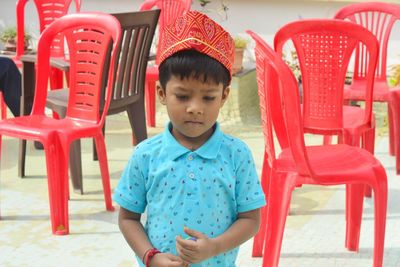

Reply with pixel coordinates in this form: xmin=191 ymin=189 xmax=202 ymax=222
xmin=19 ymin=10 xmax=160 ymax=194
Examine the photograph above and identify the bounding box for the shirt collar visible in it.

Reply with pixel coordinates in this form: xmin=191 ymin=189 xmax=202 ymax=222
xmin=161 ymin=122 xmax=223 ymax=160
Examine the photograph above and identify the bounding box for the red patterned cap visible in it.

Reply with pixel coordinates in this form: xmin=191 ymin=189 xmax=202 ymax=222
xmin=158 ymin=10 xmax=235 ymax=75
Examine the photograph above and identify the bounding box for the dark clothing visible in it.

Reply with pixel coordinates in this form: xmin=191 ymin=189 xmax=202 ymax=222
xmin=0 ymin=57 xmax=21 ymax=116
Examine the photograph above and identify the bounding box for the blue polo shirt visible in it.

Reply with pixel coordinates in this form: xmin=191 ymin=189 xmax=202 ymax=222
xmin=113 ymin=123 xmax=266 ymax=267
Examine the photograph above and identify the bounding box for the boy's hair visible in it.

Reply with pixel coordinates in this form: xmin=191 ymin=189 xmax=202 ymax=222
xmin=158 ymin=49 xmax=231 ymax=90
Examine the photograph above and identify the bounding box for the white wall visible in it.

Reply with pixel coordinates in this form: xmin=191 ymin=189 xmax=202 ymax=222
xmin=0 ymin=1 xmax=378 ymax=35
xmin=1 ymin=0 xmax=400 ymax=60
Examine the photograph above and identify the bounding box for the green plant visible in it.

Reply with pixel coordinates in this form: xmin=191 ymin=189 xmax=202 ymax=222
xmin=390 ymin=64 xmax=400 ymax=86
xmin=283 ymin=50 xmax=301 ymax=82
xmin=197 ymin=0 xmax=229 ymax=20
xmin=234 ymin=36 xmax=248 ymax=49
xmin=198 ymin=0 xmax=212 ymax=7
xmin=0 ymin=26 xmax=31 ymax=44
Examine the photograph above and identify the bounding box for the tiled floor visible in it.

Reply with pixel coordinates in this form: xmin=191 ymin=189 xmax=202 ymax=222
xmin=1 ymin=113 xmax=400 ymax=267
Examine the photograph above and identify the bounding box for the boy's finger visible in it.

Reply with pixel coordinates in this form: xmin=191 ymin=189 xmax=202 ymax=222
xmin=169 ymin=262 xmax=187 ymax=267
xmin=184 ymin=226 xmax=205 ymax=239
xmin=177 ymin=253 xmax=192 ymax=264
xmin=176 ymin=236 xmax=197 ymax=251
xmin=168 ymin=254 xmax=185 ymax=262
xmin=176 ymin=241 xmax=194 ymax=258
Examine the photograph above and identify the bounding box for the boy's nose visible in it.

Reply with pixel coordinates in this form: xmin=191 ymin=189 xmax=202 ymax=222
xmin=186 ymin=100 xmax=204 ymax=114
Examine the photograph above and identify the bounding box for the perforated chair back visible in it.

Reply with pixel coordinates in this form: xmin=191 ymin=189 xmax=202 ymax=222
xmin=33 ymin=12 xmax=121 ymax=127
xmin=16 ymin=0 xmax=81 ymax=59
xmin=335 ymin=2 xmax=400 ymax=85
xmin=274 ymin=19 xmax=378 ymax=135
xmin=249 ymin=30 xmax=312 ymax=176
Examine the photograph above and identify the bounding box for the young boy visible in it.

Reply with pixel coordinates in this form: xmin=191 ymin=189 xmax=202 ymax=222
xmin=113 ymin=10 xmax=266 ymax=267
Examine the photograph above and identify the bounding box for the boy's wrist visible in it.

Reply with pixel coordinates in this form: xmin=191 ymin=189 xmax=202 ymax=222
xmin=210 ymin=238 xmax=221 ymax=257
xmin=145 ymin=248 xmax=161 ymax=267
xmin=142 ymin=248 xmax=153 ymax=264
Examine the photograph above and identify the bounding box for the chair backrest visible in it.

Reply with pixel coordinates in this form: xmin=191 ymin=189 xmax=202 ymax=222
xmin=16 ymin=0 xmax=81 ymax=58
xmin=334 ymin=2 xmax=400 ymax=84
xmin=139 ymin=0 xmax=192 ymax=63
xmin=274 ymin=19 xmax=378 ymax=134
xmin=32 ymin=12 xmax=121 ymax=126
xmin=104 ymin=10 xmax=160 ymax=113
xmin=247 ymin=30 xmax=312 ymax=177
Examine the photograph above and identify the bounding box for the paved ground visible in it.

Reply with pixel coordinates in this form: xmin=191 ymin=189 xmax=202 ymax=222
xmin=1 ymin=113 xmax=400 ymax=267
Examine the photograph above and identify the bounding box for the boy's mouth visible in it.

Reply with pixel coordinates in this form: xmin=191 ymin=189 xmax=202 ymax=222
xmin=185 ymin=120 xmax=203 ymax=125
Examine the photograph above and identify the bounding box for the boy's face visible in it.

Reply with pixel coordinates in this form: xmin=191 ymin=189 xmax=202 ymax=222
xmin=157 ymin=74 xmax=230 ymax=148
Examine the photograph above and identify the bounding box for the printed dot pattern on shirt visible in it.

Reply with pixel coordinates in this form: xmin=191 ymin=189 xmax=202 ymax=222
xmin=113 ymin=123 xmax=265 ymax=266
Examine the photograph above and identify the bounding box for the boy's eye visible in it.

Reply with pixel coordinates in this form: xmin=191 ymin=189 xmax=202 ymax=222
xmin=204 ymin=96 xmax=216 ymax=101
xmin=175 ymin=94 xmax=188 ymax=100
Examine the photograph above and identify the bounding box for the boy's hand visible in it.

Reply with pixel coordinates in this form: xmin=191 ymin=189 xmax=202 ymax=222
xmin=149 ymin=253 xmax=189 ymax=267
xmin=175 ymin=226 xmax=217 ymax=264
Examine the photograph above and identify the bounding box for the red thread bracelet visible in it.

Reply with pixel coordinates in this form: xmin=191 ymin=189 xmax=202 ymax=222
xmin=142 ymin=248 xmax=153 ymax=265
xmin=145 ymin=248 xmax=161 ymax=267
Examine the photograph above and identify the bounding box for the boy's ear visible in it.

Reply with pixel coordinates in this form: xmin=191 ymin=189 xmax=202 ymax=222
xmin=157 ymin=82 xmax=167 ymax=105
xmin=221 ymin=86 xmax=230 ymax=106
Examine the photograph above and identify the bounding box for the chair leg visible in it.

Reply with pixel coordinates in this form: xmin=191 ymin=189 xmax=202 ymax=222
xmin=362 ymin=127 xmax=375 ymax=197
xmin=362 ymin=127 xmax=375 ymax=154
xmin=343 ymin=132 xmax=365 ymax=246
xmin=345 ymin=183 xmax=365 ymax=251
xmin=263 ymin=172 xmax=295 ymax=267
xmin=65 ymin=70 xmax=70 ymax=87
xmin=323 ymin=135 xmax=332 ymax=145
xmin=364 ymin=185 xmax=372 ymax=198
xmin=49 ymin=68 xmax=63 ymax=120
xmin=92 ymin=122 xmax=105 ymax=161
xmin=69 ymin=140 xmax=83 ymax=194
xmin=94 ymin=132 xmax=114 ymax=211
xmin=145 ymin=80 xmax=156 ymax=127
xmin=388 ymin=102 xmax=395 ymax=156
xmin=371 ymin=171 xmax=387 ymax=267
xmin=253 ymin=206 xmax=267 ymax=257
xmin=43 ymin=135 xmax=69 ymax=235
xmin=127 ymin=101 xmax=148 ymax=144
xmin=18 ymin=139 xmax=27 ymax=177
xmin=50 ymin=67 xmax=63 ymax=90
xmin=252 ymin=151 xmax=270 ymax=257
xmin=389 ymin=91 xmax=400 ymax=174
xmin=50 ymin=107 xmax=83 ymax=194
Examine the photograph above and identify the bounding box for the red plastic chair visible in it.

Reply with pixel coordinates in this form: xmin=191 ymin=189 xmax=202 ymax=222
xmin=274 ymin=18 xmax=380 ymax=253
xmin=0 ymin=12 xmax=121 ymax=235
xmin=390 ymin=90 xmax=400 ymax=174
xmin=277 ymin=11 xmax=379 ymax=200
xmin=252 ymin=19 xmax=380 ymax=256
xmin=15 ymin=0 xmax=81 ymax=89
xmin=247 ymin=29 xmax=387 ymax=267
xmin=274 ymin=19 xmax=377 ymax=151
xmin=139 ymin=0 xmax=192 ymax=127
xmin=0 ymin=93 xmax=6 ymax=120
xmin=334 ymin=2 xmax=400 ymax=163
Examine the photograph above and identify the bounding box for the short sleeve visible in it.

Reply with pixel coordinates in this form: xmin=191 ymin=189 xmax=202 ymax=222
xmin=235 ymin=143 xmax=266 ymax=213
xmin=113 ymin=150 xmax=147 ymax=213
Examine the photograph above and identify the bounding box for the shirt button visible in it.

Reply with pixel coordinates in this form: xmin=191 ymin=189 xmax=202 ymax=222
xmin=188 ymin=172 xmax=195 ymax=179
xmin=188 ymin=155 xmax=194 ymax=161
